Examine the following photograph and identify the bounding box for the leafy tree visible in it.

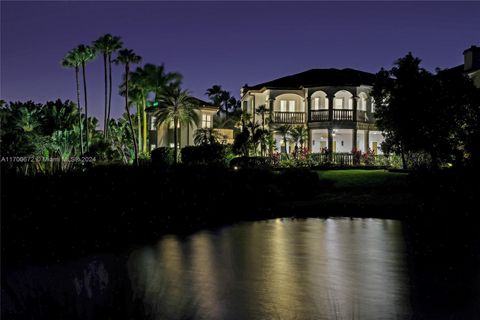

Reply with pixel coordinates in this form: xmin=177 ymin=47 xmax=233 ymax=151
xmin=232 ymin=127 xmax=250 ymax=157
xmin=373 ymin=53 xmax=480 ymax=169
xmin=435 ymin=68 xmax=480 ymax=166
xmin=108 ymin=116 xmax=134 ymax=164
xmin=114 ymin=48 xmax=142 ymax=165
xmin=154 ymin=86 xmax=199 ymax=164
xmin=372 ymin=54 xmax=432 ymax=168
xmin=92 ymin=34 xmax=123 ymax=138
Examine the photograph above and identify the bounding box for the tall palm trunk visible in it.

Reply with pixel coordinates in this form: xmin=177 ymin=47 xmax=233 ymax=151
xmin=173 ymin=117 xmax=178 ymax=164
xmin=137 ymin=104 xmax=142 ymax=153
xmin=142 ymin=99 xmax=147 ymax=153
xmin=75 ymin=66 xmax=84 ymax=154
xmin=102 ymin=53 xmax=108 ymax=138
xmin=125 ymin=65 xmax=139 ymax=165
xmin=107 ymin=54 xmax=113 ymax=139
xmin=82 ymin=61 xmax=89 ymax=152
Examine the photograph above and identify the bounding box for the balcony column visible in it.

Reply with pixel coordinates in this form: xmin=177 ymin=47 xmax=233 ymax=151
xmin=267 ymin=98 xmax=274 ymax=124
xmin=352 ymin=128 xmax=358 ymax=151
xmin=307 ymin=129 xmax=312 ymax=152
xmin=305 ymin=96 xmax=311 ymax=122
xmin=328 ymin=95 xmax=334 ymax=121
xmin=328 ymin=128 xmax=334 ymax=160
xmin=365 ymin=129 xmax=370 ymax=152
xmin=352 ymin=95 xmax=358 ymax=121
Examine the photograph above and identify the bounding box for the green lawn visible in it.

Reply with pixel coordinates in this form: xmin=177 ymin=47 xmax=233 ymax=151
xmin=287 ymin=169 xmax=417 ymax=216
xmin=316 ymin=169 xmax=409 ymax=191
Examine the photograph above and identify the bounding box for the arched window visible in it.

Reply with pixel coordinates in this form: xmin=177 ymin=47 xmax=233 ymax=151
xmin=311 ymin=90 xmax=328 ymax=110
xmin=274 ymin=93 xmax=303 ymax=112
xmin=333 ymin=90 xmax=353 ymax=109
xmin=358 ymin=92 xmax=368 ymax=111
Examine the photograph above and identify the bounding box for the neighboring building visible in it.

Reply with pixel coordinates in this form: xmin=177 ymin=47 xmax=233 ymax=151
xmin=241 ymin=68 xmax=385 ymax=155
xmin=146 ymin=97 xmax=219 ymax=150
xmin=463 ymin=45 xmax=480 ymax=88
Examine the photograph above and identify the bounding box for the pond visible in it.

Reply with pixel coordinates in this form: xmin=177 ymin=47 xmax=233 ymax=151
xmin=3 ymin=218 xmax=479 ymax=319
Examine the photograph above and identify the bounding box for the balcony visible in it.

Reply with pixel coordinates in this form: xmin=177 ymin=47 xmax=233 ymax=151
xmin=310 ymin=110 xmax=329 ymax=121
xmin=309 ymin=109 xmax=373 ymax=122
xmin=273 ymin=111 xmax=305 ymax=124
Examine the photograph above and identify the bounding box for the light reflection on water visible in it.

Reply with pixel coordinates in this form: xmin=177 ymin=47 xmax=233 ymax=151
xmin=129 ymin=218 xmax=411 ymax=320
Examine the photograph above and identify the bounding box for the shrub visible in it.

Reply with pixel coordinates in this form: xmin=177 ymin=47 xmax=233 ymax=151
xmin=275 ymin=168 xmax=321 ymax=199
xmin=151 ymin=147 xmax=174 ymax=167
xmin=229 ymin=156 xmax=273 ymax=169
xmin=181 ymin=144 xmax=227 ymax=165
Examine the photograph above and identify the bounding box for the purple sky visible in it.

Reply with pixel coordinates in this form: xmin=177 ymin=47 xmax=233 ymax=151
xmin=2 ymin=1 xmax=479 ymax=123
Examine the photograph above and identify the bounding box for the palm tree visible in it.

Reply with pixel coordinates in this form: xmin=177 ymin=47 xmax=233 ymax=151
xmin=277 ymin=124 xmax=292 ymax=155
xmin=256 ymin=105 xmax=268 ymax=130
xmin=114 ymin=48 xmax=142 ymax=165
xmin=147 ymin=64 xmax=182 ymax=153
xmin=154 ymin=86 xmax=199 ymax=164
xmin=290 ymin=125 xmax=308 ymax=158
xmin=247 ymin=122 xmax=266 ymax=156
xmin=61 ymin=49 xmax=84 ymax=154
xmin=206 ymin=85 xmax=223 ymax=108
xmin=124 ymin=64 xmax=183 ymax=153
xmin=290 ymin=125 xmax=308 ymax=149
xmin=92 ymin=34 xmax=123 ymax=138
xmin=213 ymin=114 xmax=234 ymax=129
xmin=128 ymin=69 xmax=148 ymax=153
xmin=193 ymin=127 xmax=220 ymax=145
xmin=76 ymin=44 xmax=96 ymax=152
xmin=264 ymin=130 xmax=276 ymax=156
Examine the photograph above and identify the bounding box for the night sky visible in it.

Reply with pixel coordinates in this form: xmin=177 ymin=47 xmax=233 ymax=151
xmin=2 ymin=1 xmax=479 ymax=122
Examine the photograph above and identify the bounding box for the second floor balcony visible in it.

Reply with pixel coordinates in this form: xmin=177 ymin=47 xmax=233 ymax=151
xmin=270 ymin=109 xmax=373 ymax=124
xmin=272 ymin=111 xmax=305 ymax=124
xmin=310 ymin=109 xmax=372 ymax=122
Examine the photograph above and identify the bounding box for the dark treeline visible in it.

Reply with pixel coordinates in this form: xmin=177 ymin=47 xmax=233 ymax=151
xmin=372 ymin=53 xmax=480 ymax=169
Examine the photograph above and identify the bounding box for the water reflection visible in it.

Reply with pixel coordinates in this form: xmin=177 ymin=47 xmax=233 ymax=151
xmin=5 ymin=218 xmax=477 ymax=319
xmin=129 ymin=218 xmax=411 ymax=319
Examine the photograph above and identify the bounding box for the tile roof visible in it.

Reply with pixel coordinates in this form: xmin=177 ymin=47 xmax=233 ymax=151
xmin=245 ymin=68 xmax=376 ymax=91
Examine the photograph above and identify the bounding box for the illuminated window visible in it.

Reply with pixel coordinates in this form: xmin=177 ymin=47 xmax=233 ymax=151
xmin=371 ymin=98 xmax=375 ymax=113
xmin=334 ymin=98 xmax=343 ymax=109
xmin=288 ymin=100 xmax=295 ymax=112
xmin=202 ymin=114 xmax=212 ymax=128
xmin=280 ymin=100 xmax=287 ymax=112
xmin=313 ymin=98 xmax=320 ymax=110
xmin=324 ymin=98 xmax=329 ymax=109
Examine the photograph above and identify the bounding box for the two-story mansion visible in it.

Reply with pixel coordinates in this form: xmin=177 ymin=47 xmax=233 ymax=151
xmin=241 ymin=68 xmax=384 ymax=155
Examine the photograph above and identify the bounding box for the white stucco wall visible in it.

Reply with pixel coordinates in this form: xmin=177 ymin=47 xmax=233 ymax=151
xmin=333 ymin=129 xmax=353 ymax=153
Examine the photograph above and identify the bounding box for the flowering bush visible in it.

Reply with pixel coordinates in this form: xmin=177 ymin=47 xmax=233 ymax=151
xmin=351 ymin=147 xmax=362 ymax=165
xmin=362 ymin=148 xmax=376 ymax=165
